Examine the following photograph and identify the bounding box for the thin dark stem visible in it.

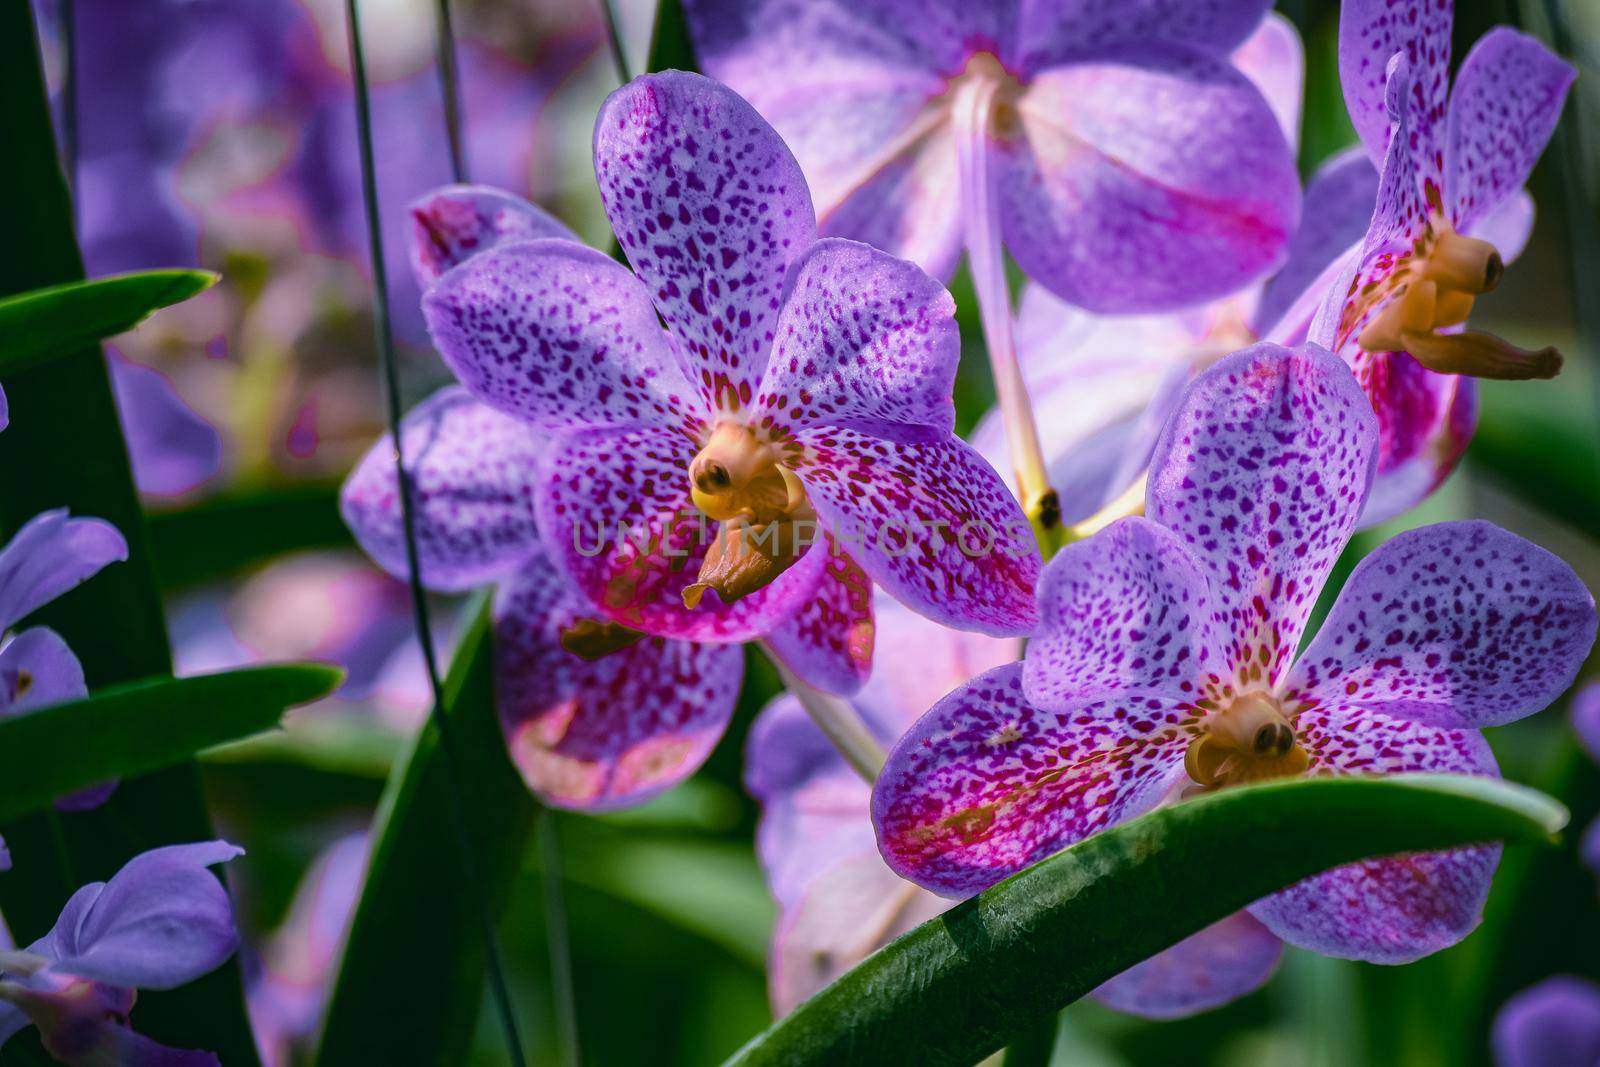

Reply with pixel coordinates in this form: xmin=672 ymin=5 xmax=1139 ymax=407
xmin=540 ymin=812 xmax=581 ymax=1067
xmin=599 ymin=0 xmax=632 ymax=83
xmin=431 ymin=0 xmax=467 ymax=183
xmin=341 ymin=4 xmax=525 ymax=1065
xmin=59 ymin=0 xmax=77 ymax=209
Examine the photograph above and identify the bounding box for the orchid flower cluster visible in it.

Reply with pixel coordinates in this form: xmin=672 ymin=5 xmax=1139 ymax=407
xmin=328 ymin=0 xmax=1599 ymax=1030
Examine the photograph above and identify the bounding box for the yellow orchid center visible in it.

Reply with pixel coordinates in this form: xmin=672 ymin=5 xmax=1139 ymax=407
xmin=1353 ymin=216 xmax=1560 ymax=381
xmin=1184 ymin=691 xmax=1308 ymax=791
xmin=684 ymin=422 xmax=814 ymax=607
xmin=951 ymin=53 xmax=1024 ymax=139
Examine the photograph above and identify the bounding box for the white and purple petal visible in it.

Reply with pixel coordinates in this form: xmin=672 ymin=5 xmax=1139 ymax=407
xmin=756 ymin=239 xmax=958 ymax=442
xmin=341 ymin=386 xmax=546 ymax=592
xmin=422 ymin=239 xmax=704 ymax=433
xmin=873 ymin=664 xmax=1193 ymax=897
xmin=1338 ymin=0 xmax=1452 ymax=169
xmin=1147 ymin=343 xmax=1377 ymax=688
xmin=594 ymin=71 xmax=818 ymax=412
xmin=408 ymin=184 xmax=580 ymax=287
xmin=493 ymin=554 xmax=743 ymax=811
xmin=793 ymin=430 xmax=1038 ymax=637
xmin=1289 ymin=521 xmax=1596 ymax=730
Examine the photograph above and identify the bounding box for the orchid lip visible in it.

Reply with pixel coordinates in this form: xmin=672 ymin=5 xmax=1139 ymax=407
xmin=1184 ymin=690 xmax=1309 ymax=790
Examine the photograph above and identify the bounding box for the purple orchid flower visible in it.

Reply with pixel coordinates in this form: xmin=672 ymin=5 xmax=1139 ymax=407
xmin=873 ymin=342 xmax=1595 ymax=1017
xmin=109 ymin=354 xmax=223 ymax=499
xmin=249 ymin=832 xmax=368 ymax=1067
xmin=1311 ymin=1 xmax=1575 ymax=525
xmin=684 ymin=0 xmax=1301 ymax=525
xmin=343 ymin=184 xmax=748 ymax=808
xmin=747 ymin=594 xmax=1016 ymax=1013
xmin=0 ymin=841 xmax=243 ymax=1066
xmin=1492 ymin=975 xmax=1600 ymax=1067
xmin=419 ymin=71 xmax=1038 ymax=668
xmin=1569 ymin=682 xmax=1600 ymax=882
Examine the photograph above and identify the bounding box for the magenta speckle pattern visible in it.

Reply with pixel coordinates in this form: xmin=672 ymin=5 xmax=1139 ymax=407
xmin=1025 ymin=517 xmax=1221 ymax=710
xmin=493 ymin=554 xmax=744 ymax=811
xmin=764 ymin=538 xmax=876 ymax=696
xmin=340 ymin=386 xmax=546 ymax=592
xmin=795 ymin=431 xmax=1040 ymax=637
xmin=424 ymin=240 xmax=704 ymax=433
xmin=1147 ymin=344 xmax=1377 ymax=689
xmin=1339 ymin=0 xmax=1452 ymax=169
xmin=872 ymin=664 xmax=1193 ymax=897
xmin=756 ymin=238 xmax=959 ymax=443
xmin=407 ymin=184 xmax=580 ymax=286
xmin=594 ymin=70 xmax=817 ymax=412
xmin=1288 ymin=521 xmax=1596 ymax=730
xmin=536 ymin=423 xmax=828 ymax=643
xmin=1444 ymin=28 xmax=1575 ymax=232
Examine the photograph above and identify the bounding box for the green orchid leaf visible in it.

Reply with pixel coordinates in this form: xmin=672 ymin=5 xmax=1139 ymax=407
xmin=0 ymin=269 xmax=217 ymax=376
xmin=722 ymin=773 xmax=1565 ymax=1067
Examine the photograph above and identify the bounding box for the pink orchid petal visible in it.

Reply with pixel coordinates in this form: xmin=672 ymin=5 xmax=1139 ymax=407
xmin=756 ymin=238 xmax=959 ymax=442
xmin=998 ymin=45 xmax=1298 ymax=313
xmin=1250 ymin=707 xmax=1500 ymax=963
xmin=1147 ymin=343 xmax=1377 ymax=689
xmin=794 ymin=430 xmax=1038 ymax=636
xmin=1289 ymin=521 xmax=1596 ymax=730
xmin=1093 ymin=912 xmax=1282 ymax=1019
xmin=494 ymin=554 xmax=744 ymax=811
xmin=1466 ymin=189 xmax=1535 ymax=263
xmin=854 ymin=593 xmax=1019 ymax=732
xmin=1445 ymin=27 xmax=1574 ymax=234
xmin=340 ymin=386 xmax=546 ymax=592
xmin=1350 ymin=350 xmax=1471 ymax=526
xmin=536 ymin=424 xmax=827 ymax=642
xmin=872 ymin=664 xmax=1192 ymax=897
xmin=1338 ymin=0 xmax=1452 ymax=169
xmin=1025 ymin=517 xmax=1222 ymax=710
xmin=818 ymin=125 xmax=965 ymax=285
xmin=422 ymin=239 xmax=705 ymax=433
xmin=764 ymin=539 xmax=876 ymax=696
xmin=1232 ymin=12 xmax=1304 ymax=149
xmin=407 ymin=184 xmax=580 ymax=287
xmin=594 ymin=71 xmax=818 ymax=413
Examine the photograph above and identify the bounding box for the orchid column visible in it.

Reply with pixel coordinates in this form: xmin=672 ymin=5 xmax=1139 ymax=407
xmin=686 ymin=0 xmax=1301 ymax=545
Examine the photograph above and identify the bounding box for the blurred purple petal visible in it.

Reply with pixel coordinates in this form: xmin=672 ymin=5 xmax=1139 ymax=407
xmin=108 ymin=353 xmax=222 ymax=499
xmin=1492 ymin=976 xmax=1600 ymax=1067
xmin=1093 ymin=913 xmax=1282 ymax=1019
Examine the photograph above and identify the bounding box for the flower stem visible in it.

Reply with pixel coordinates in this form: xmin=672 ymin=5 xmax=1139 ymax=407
xmin=762 ymin=643 xmax=885 ymax=781
xmin=952 ymin=74 xmax=1059 ymax=548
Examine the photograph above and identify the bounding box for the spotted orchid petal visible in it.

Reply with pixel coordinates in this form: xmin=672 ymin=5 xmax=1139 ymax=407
xmin=1014 ymin=0 xmax=1273 ymax=73
xmin=341 ymin=386 xmax=546 ymax=592
xmin=764 ymin=539 xmax=875 ymax=696
xmin=1254 ymin=147 xmax=1379 ymax=339
xmin=1025 ymin=518 xmax=1221 ymax=710
xmin=422 ymin=239 xmax=705 ymax=433
xmin=407 ymin=184 xmax=580 ymax=287
xmin=0 ymin=628 xmax=85 ymax=714
xmin=793 ymin=431 xmax=1038 ymax=636
xmin=0 ymin=510 xmax=128 ymax=635
xmin=1493 ymin=976 xmax=1600 ymax=1067
xmin=1249 ymin=707 xmax=1500 ymax=963
xmin=109 ymin=355 xmax=222 ymax=499
xmin=873 ymin=664 xmax=1193 ymax=897
xmin=1092 ymin=912 xmax=1282 ymax=1019
xmin=1445 ymin=28 xmax=1573 ymax=234
xmin=494 ymin=553 xmax=743 ymax=811
xmin=35 ymin=842 xmax=242 ymax=991
xmin=998 ymin=45 xmax=1300 ymax=314
xmin=536 ymin=424 xmax=828 ymax=642
xmin=1355 ymin=355 xmax=1476 ymax=527
xmin=1338 ymin=0 xmax=1452 ymax=170
xmin=1147 ymin=343 xmax=1378 ymax=689
xmin=1288 ymin=521 xmax=1596 ymax=730
xmin=756 ymin=238 xmax=959 ymax=443
xmin=594 ymin=71 xmax=818 ymax=412
xmin=770 ymin=848 xmax=949 ymax=1016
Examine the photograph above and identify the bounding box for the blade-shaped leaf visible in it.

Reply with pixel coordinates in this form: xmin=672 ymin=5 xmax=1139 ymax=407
xmin=316 ymin=595 xmax=537 ymax=1066
xmin=0 ymin=14 xmax=263 ymax=1063
xmin=0 ymin=269 xmax=217 ymax=376
xmin=0 ymin=664 xmax=341 ymax=824
xmin=146 ymin=479 xmax=349 ymax=589
xmin=723 ymin=774 xmax=1566 ymax=1067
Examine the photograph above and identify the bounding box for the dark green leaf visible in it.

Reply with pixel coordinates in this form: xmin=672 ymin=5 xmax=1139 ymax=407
xmin=316 ymin=596 xmax=537 ymax=1066
xmin=146 ymin=479 xmax=349 ymax=589
xmin=0 ymin=270 xmax=217 ymax=376
xmin=0 ymin=664 xmax=342 ymax=824
xmin=647 ymin=0 xmax=698 ymax=73
xmin=0 ymin=14 xmax=264 ymax=1063
xmin=722 ymin=774 xmax=1565 ymax=1067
